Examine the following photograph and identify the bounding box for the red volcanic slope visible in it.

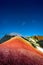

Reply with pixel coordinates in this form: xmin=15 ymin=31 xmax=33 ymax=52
xmin=0 ymin=36 xmax=43 ymax=65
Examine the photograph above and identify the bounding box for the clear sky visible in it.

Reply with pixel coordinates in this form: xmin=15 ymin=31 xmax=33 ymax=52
xmin=0 ymin=0 xmax=43 ymax=37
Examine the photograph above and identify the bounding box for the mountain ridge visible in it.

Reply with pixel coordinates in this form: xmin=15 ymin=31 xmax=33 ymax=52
xmin=0 ymin=34 xmax=43 ymax=52
xmin=0 ymin=35 xmax=43 ymax=65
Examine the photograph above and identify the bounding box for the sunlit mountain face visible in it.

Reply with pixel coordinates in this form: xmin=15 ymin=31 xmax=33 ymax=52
xmin=0 ymin=35 xmax=43 ymax=65
xmin=0 ymin=34 xmax=43 ymax=51
xmin=0 ymin=34 xmax=43 ymax=48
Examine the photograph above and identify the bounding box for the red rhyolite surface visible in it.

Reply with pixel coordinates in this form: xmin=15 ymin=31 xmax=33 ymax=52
xmin=0 ymin=36 xmax=43 ymax=65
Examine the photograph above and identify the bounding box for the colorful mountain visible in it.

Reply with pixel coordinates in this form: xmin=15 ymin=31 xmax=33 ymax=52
xmin=0 ymin=36 xmax=43 ymax=65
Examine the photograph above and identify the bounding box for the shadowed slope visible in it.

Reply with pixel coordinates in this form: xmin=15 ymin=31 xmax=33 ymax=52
xmin=0 ymin=36 xmax=43 ymax=65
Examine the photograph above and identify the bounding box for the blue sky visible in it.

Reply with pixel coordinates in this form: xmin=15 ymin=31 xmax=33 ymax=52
xmin=0 ymin=0 xmax=43 ymax=37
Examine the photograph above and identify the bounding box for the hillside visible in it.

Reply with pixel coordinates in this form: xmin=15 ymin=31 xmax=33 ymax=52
xmin=0 ymin=34 xmax=43 ymax=52
xmin=26 ymin=36 xmax=43 ymax=52
xmin=0 ymin=36 xmax=43 ymax=65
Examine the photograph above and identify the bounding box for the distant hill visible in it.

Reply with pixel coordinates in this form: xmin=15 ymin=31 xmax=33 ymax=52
xmin=32 ymin=36 xmax=43 ymax=40
xmin=37 ymin=36 xmax=43 ymax=40
xmin=0 ymin=34 xmax=15 ymax=43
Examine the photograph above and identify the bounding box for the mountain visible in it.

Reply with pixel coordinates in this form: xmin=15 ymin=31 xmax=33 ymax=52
xmin=0 ymin=34 xmax=16 ymax=43
xmin=26 ymin=36 xmax=43 ymax=46
xmin=34 ymin=36 xmax=43 ymax=40
xmin=0 ymin=34 xmax=43 ymax=52
xmin=0 ymin=36 xmax=43 ymax=65
xmin=0 ymin=33 xmax=26 ymax=43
